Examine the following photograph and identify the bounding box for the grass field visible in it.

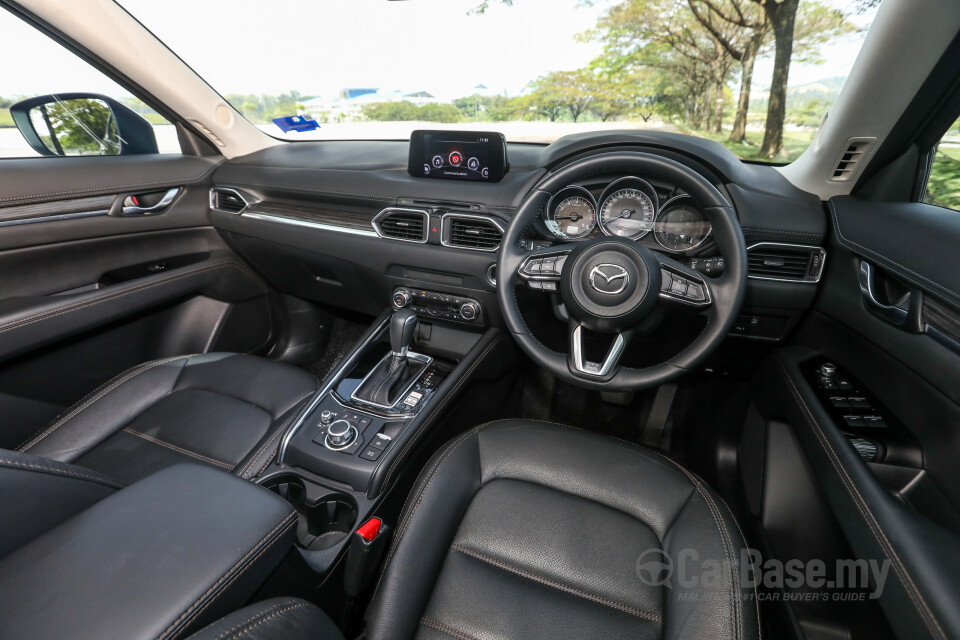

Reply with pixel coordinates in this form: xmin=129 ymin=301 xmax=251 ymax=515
xmin=925 ymin=145 xmax=960 ymax=211
xmin=678 ymin=126 xmax=816 ymax=163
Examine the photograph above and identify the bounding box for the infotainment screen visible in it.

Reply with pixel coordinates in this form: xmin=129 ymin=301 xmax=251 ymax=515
xmin=408 ymin=130 xmax=508 ymax=182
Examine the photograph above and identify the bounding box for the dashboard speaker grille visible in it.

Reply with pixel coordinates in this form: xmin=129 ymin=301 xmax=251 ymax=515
xmin=444 ymin=215 xmax=503 ymax=251
xmin=374 ymin=209 xmax=428 ymax=242
xmin=748 ymin=243 xmax=825 ymax=283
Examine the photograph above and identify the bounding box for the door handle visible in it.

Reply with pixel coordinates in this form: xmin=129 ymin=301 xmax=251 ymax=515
xmin=858 ymin=260 xmax=922 ymax=330
xmin=120 ymin=187 xmax=180 ymax=216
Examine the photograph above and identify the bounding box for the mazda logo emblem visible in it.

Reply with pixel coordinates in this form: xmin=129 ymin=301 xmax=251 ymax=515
xmin=589 ymin=264 xmax=630 ymax=295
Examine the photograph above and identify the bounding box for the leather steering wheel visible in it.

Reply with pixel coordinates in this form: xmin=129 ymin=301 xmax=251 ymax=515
xmin=497 ymin=152 xmax=747 ymax=391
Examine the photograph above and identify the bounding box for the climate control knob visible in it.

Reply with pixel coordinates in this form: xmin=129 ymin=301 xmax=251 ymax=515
xmin=325 ymin=419 xmax=357 ymax=450
xmin=458 ymin=301 xmax=480 ymax=321
xmin=393 ymin=290 xmax=412 ymax=309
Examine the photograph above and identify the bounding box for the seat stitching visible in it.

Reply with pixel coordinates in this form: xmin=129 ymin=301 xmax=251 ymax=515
xmin=712 ymin=487 xmax=763 ymax=640
xmin=207 ymin=600 xmax=309 ymax=640
xmin=652 ymin=453 xmax=741 ymax=640
xmin=452 ymin=543 xmax=662 ymax=623
xmin=419 ymin=617 xmax=481 ymax=640
xmin=169 ymin=518 xmax=299 ymax=640
xmin=17 ymin=355 xmax=194 ymax=452
xmin=380 ymin=335 xmax=503 ymax=490
xmin=778 ymin=358 xmax=945 ymax=640
xmin=121 ymin=428 xmax=234 ymax=469
xmin=0 ymin=261 xmax=267 ymax=337
xmin=0 ymin=456 xmax=123 ymax=489
xmin=156 ymin=511 xmax=298 ymax=640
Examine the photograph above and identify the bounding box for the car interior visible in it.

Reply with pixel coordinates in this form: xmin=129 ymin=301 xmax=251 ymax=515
xmin=2 ymin=0 xmax=960 ymax=639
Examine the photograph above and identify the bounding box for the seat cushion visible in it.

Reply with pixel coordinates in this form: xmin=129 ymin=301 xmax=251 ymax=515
xmin=16 ymin=353 xmax=318 ymax=484
xmin=366 ymin=420 xmax=760 ymax=640
xmin=186 ymin=598 xmax=344 ymax=640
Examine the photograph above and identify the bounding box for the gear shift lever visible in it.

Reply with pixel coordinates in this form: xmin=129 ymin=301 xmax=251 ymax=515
xmin=353 ymin=310 xmax=426 ymax=408
xmin=390 ymin=309 xmax=418 ymax=357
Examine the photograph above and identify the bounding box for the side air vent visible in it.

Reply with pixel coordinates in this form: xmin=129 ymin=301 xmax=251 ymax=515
xmin=830 ymin=137 xmax=877 ymax=182
xmin=373 ymin=208 xmax=428 ymax=243
xmin=209 ymin=188 xmax=248 ymax=213
xmin=442 ymin=213 xmax=504 ymax=252
xmin=748 ymin=243 xmax=826 ymax=283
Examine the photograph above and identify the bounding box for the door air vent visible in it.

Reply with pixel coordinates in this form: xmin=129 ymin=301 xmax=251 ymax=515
xmin=209 ymin=188 xmax=249 ymax=213
xmin=747 ymin=243 xmax=826 ymax=283
xmin=442 ymin=214 xmax=504 ymax=252
xmin=373 ymin=208 xmax=429 ymax=243
xmin=830 ymin=137 xmax=877 ymax=182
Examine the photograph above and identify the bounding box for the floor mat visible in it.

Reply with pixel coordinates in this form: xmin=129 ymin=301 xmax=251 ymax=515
xmin=301 ymin=315 xmax=369 ymax=383
xmin=518 ymin=369 xmax=656 ymax=444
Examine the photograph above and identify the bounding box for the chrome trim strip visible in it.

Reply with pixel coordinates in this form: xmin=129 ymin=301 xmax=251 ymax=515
xmin=242 ymin=211 xmax=379 ymax=238
xmin=372 ymin=207 xmax=430 ymax=243
xmin=0 ymin=209 xmax=109 ymax=228
xmin=571 ymin=324 xmax=626 ymax=377
xmin=440 ymin=212 xmax=505 ymax=252
xmin=747 ymin=242 xmax=826 ymax=283
xmin=859 ymin=261 xmax=910 ymax=325
xmin=349 ymin=351 xmax=433 ymax=410
xmin=277 ymin=316 xmax=391 ymax=465
xmin=209 ymin=187 xmax=250 ymax=214
xmin=122 ymin=187 xmax=179 ymax=215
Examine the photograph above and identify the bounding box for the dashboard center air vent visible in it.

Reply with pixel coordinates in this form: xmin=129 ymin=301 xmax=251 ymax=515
xmin=373 ymin=208 xmax=429 ymax=243
xmin=209 ymin=188 xmax=249 ymax=214
xmin=442 ymin=213 xmax=504 ymax=252
xmin=747 ymin=243 xmax=826 ymax=283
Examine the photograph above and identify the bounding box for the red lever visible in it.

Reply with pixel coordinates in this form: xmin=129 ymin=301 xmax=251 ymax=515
xmin=356 ymin=517 xmax=382 ymax=542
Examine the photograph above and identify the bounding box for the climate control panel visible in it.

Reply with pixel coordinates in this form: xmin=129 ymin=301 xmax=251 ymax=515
xmin=392 ymin=287 xmax=483 ymax=324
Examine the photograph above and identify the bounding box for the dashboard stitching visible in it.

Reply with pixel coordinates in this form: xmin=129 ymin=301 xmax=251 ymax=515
xmin=829 ymin=200 xmax=960 ymax=303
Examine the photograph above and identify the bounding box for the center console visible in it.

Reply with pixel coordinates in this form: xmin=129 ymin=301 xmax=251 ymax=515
xmin=258 ymin=306 xmax=513 ymax=574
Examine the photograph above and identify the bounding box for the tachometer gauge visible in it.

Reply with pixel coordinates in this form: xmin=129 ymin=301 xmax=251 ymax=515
xmin=545 ymin=186 xmax=597 ymax=240
xmin=654 ymin=196 xmax=712 ymax=252
xmin=598 ymin=177 xmax=658 ymax=240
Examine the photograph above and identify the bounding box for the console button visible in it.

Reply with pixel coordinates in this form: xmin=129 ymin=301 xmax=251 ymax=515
xmin=360 ymin=447 xmax=384 ymax=461
xmin=861 ymin=416 xmax=888 ymax=428
xmin=843 ymin=415 xmax=864 ymax=428
xmin=829 ymin=396 xmax=851 ymax=409
xmin=371 ymin=434 xmax=391 ymax=449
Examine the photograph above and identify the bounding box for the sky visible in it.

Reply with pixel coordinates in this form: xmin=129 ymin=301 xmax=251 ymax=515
xmin=1 ymin=0 xmax=877 ymax=101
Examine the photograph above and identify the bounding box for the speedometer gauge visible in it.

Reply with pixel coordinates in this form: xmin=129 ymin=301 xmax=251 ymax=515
xmin=598 ymin=177 xmax=658 ymax=240
xmin=654 ymin=196 xmax=711 ymax=252
xmin=545 ymin=186 xmax=597 ymax=240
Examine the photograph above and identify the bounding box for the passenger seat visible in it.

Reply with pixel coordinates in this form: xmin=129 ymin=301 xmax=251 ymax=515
xmin=14 ymin=353 xmax=318 ymax=484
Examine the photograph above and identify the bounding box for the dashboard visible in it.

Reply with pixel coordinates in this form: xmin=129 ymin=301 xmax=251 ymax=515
xmin=208 ymin=129 xmax=827 ymax=342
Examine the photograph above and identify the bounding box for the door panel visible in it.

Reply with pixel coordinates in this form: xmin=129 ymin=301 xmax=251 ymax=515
xmin=0 ymin=155 xmax=279 ymax=449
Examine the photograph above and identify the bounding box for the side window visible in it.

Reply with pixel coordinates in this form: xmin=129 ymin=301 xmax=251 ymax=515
xmin=0 ymin=8 xmax=180 ymax=158
xmin=924 ymin=116 xmax=960 ymax=211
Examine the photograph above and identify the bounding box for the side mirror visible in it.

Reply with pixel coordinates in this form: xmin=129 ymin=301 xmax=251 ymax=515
xmin=10 ymin=93 xmax=159 ymax=157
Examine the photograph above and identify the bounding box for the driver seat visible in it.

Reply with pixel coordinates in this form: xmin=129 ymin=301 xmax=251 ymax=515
xmin=365 ymin=420 xmax=759 ymax=640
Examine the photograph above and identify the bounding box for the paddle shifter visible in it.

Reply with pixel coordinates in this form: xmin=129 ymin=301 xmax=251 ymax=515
xmin=352 ymin=310 xmax=426 ymax=408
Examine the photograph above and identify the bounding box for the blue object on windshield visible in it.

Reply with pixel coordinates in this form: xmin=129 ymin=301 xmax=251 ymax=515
xmin=273 ymin=115 xmax=319 ymax=133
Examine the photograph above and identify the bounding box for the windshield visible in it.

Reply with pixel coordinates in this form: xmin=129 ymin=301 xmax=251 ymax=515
xmin=119 ymin=0 xmax=878 ymax=163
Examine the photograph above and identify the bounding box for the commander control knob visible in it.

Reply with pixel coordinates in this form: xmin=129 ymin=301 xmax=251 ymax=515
xmin=459 ymin=301 xmax=480 ymax=321
xmin=325 ymin=419 xmax=357 ymax=450
xmin=393 ymin=290 xmax=412 ymax=309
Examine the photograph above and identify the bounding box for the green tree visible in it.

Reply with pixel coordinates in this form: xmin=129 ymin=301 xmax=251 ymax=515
xmin=38 ymin=99 xmax=120 ymax=155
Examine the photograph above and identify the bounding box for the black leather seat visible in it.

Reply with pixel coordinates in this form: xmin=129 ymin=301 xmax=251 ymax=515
xmin=365 ymin=420 xmax=760 ymax=640
xmin=15 ymin=353 xmax=317 ymax=484
xmin=187 ymin=598 xmax=344 ymax=640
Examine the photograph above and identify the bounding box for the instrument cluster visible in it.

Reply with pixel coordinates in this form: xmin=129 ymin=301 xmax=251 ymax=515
xmin=541 ymin=176 xmax=713 ymax=253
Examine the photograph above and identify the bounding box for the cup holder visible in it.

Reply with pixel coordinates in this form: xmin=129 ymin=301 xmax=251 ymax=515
xmin=261 ymin=475 xmax=358 ymax=551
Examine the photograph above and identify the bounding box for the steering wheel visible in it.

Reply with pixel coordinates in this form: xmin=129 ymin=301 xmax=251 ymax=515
xmin=497 ymin=152 xmax=747 ymax=391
